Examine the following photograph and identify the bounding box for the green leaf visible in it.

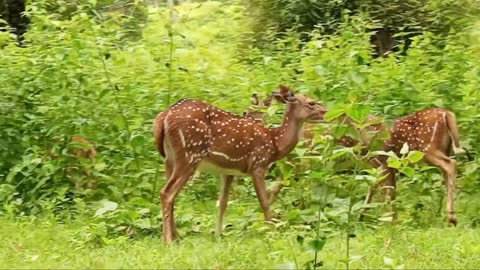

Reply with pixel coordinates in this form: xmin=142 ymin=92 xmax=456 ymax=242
xmin=407 ymin=151 xmax=424 ymax=163
xmin=307 ymin=237 xmax=326 ymax=252
xmin=387 ymin=157 xmax=401 ymax=169
xmin=401 ymin=167 xmax=416 ymax=177
xmin=296 ymin=235 xmax=304 ymax=247
xmin=331 ymin=147 xmax=354 ymax=160
xmin=325 ymin=106 xmax=346 ymax=122
xmin=346 ymin=104 xmax=370 ymax=124
xmin=114 ymin=115 xmax=127 ymax=129
xmin=6 ymin=166 xmax=21 ymax=183
xmin=134 ymin=218 xmax=152 ymax=229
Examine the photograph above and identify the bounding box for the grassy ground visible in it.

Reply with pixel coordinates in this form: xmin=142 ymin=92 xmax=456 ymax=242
xmin=1 ymin=218 xmax=479 ymax=269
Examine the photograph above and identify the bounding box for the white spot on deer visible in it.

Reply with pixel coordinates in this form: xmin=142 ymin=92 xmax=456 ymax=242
xmin=210 ymin=151 xmax=232 ymax=160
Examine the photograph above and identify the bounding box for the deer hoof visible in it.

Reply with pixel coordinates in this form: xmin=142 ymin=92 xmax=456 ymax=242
xmin=448 ymin=217 xmax=458 ymax=227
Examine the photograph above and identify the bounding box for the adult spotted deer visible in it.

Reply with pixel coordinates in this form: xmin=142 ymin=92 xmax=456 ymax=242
xmin=365 ymin=108 xmax=466 ymax=225
xmin=244 ymin=94 xmax=386 ymax=204
xmin=153 ymin=86 xmax=327 ymax=244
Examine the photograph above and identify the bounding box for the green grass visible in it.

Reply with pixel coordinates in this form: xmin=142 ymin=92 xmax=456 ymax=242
xmin=1 ymin=218 xmax=479 ymax=269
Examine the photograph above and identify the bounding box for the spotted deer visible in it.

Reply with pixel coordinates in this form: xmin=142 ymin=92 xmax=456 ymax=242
xmin=153 ymin=86 xmax=327 ymax=244
xmin=364 ymin=108 xmax=466 ymax=225
xmin=244 ymin=94 xmax=386 ymax=204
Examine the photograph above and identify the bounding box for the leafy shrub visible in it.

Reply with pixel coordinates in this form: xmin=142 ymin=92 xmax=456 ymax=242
xmin=0 ymin=1 xmax=479 ymax=245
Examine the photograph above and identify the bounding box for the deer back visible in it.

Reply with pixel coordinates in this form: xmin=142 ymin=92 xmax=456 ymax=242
xmin=159 ymin=99 xmax=279 ymax=175
xmin=385 ymin=108 xmax=458 ymax=155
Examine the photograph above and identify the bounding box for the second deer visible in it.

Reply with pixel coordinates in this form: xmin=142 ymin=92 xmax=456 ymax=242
xmin=367 ymin=108 xmax=466 ymax=225
xmin=153 ymin=86 xmax=327 ymax=244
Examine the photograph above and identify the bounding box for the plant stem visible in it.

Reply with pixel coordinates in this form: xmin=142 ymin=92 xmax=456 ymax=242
xmin=346 ymin=157 xmax=359 ymax=270
xmin=97 ymin=47 xmax=140 ymax=171
xmin=346 ymin=198 xmax=352 ymax=270
xmin=314 ymin=202 xmax=322 ymax=270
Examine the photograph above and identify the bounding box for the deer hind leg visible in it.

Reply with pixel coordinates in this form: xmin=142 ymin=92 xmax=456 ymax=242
xmin=424 ymin=151 xmax=457 ymax=226
xmin=252 ymin=169 xmax=272 ymax=222
xmin=163 ymin=159 xmax=180 ymax=239
xmin=216 ymin=175 xmax=234 ymax=238
xmin=161 ymin=158 xmax=198 ymax=244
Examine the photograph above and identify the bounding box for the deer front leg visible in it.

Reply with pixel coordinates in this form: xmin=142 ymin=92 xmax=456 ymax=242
xmin=216 ymin=175 xmax=234 ymax=238
xmin=252 ymin=169 xmax=272 ymax=221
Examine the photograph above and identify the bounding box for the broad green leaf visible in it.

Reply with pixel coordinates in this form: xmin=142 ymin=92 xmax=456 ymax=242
xmin=325 ymin=106 xmax=346 ymax=122
xmin=346 ymin=104 xmax=371 ymax=124
xmin=307 ymin=237 xmax=326 ymax=252
xmin=407 ymin=151 xmax=424 ymax=163
xmin=401 ymin=167 xmax=416 ymax=177
xmin=387 ymin=157 xmax=401 ymax=169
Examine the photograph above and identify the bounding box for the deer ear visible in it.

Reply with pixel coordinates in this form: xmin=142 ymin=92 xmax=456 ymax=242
xmin=272 ymin=85 xmax=295 ymax=103
xmin=279 ymin=85 xmax=292 ymax=96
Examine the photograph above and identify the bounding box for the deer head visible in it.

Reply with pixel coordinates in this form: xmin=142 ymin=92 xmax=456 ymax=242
xmin=272 ymin=85 xmax=326 ymax=123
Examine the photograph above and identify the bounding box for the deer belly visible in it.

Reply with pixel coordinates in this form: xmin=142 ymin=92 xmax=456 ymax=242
xmin=197 ymin=161 xmax=248 ymax=176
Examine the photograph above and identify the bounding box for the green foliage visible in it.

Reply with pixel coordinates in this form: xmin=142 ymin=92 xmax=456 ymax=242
xmin=1 ymin=0 xmax=480 ymax=267
xmin=29 ymin=0 xmax=148 ymax=41
xmin=1 ymin=218 xmax=480 ymax=268
xmin=245 ymin=0 xmax=480 ymax=46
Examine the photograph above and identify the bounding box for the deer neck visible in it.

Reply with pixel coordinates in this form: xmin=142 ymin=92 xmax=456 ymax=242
xmin=272 ymin=105 xmax=304 ymax=160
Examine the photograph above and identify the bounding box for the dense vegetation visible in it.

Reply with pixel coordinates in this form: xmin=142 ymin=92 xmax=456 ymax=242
xmin=1 ymin=0 xmax=479 ymax=268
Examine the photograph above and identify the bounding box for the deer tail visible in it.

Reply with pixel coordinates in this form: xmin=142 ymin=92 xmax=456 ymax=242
xmin=444 ymin=111 xmax=466 ymax=156
xmin=153 ymin=111 xmax=167 ymax=158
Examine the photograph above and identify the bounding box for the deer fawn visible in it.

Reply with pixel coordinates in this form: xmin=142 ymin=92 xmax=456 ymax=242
xmin=47 ymin=136 xmax=97 ymax=189
xmin=153 ymin=86 xmax=327 ymax=244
